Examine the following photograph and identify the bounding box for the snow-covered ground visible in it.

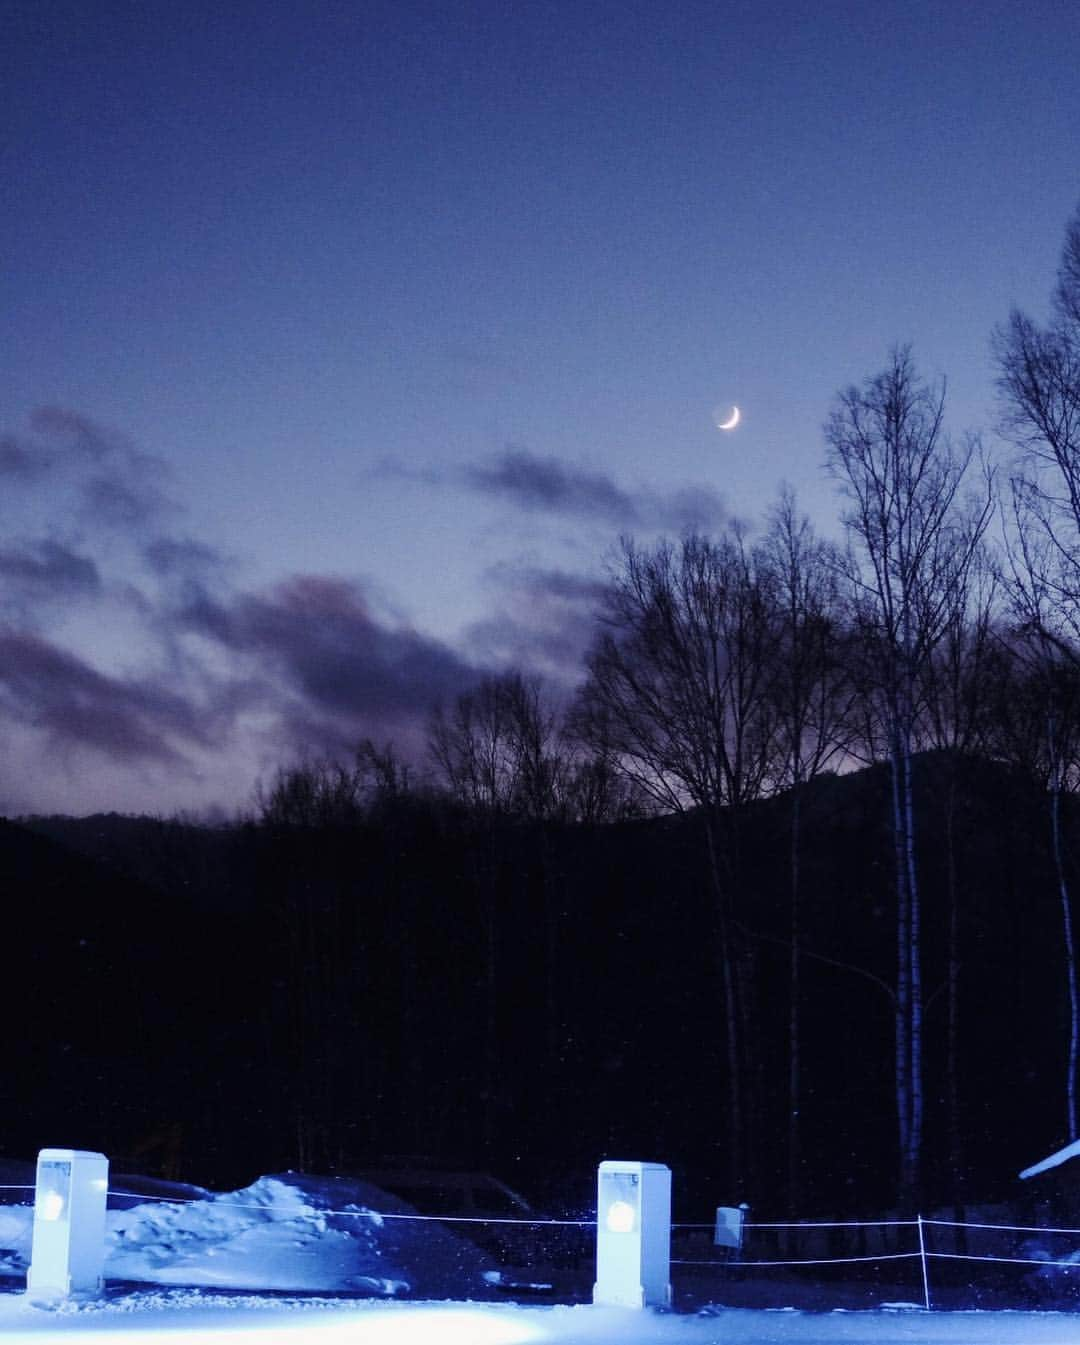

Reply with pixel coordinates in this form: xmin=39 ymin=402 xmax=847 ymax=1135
xmin=3 ymin=1296 xmax=1080 ymax=1344
xmin=3 ymin=1169 xmax=1080 ymax=1340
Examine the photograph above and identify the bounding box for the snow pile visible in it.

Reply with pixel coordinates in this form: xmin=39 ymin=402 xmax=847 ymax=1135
xmin=0 ymin=1172 xmax=498 ymax=1297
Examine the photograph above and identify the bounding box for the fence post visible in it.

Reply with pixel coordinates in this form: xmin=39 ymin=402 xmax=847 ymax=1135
xmin=916 ymin=1213 xmax=931 ymax=1310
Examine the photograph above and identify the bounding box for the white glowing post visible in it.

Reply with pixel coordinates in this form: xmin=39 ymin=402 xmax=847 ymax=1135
xmin=593 ymin=1159 xmax=671 ymax=1308
xmin=27 ymin=1148 xmax=109 ymax=1301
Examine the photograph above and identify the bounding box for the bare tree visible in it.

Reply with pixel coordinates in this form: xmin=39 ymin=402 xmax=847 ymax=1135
xmin=916 ymin=543 xmax=1000 ymax=1201
xmin=573 ymin=528 xmax=779 ymax=1191
xmin=995 ymin=202 xmax=1080 ymax=643
xmin=429 ymin=670 xmax=565 ymax=820
xmin=995 ymin=202 xmax=1080 ymax=1143
xmin=825 ymin=346 xmax=993 ymax=1205
xmin=256 ymin=756 xmax=365 ymax=829
xmin=760 ymin=486 xmax=853 ymax=1206
xmin=256 ymin=740 xmax=411 ymax=828
xmin=995 ymin=496 xmax=1080 ymax=1143
xmin=428 ymin=669 xmax=571 ymax=1151
xmin=559 ymin=708 xmax=651 ymax=823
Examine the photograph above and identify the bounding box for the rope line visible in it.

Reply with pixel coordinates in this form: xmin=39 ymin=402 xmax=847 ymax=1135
xmin=925 ymin=1217 xmax=1080 ymax=1236
xmin=335 ymin=1211 xmax=595 ymax=1227
xmin=673 ymin=1252 xmax=921 ymax=1268
xmin=673 ymin=1218 xmax=916 ymax=1231
xmin=746 ymin=1218 xmax=918 ymax=1230
xmin=925 ymin=1251 xmax=1080 ymax=1269
xmin=104 ymin=1189 xmax=594 ymax=1226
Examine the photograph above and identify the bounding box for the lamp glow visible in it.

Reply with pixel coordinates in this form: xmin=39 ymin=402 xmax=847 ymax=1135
xmin=606 ymin=1200 xmax=635 ymax=1233
xmin=40 ymin=1191 xmax=65 ymax=1222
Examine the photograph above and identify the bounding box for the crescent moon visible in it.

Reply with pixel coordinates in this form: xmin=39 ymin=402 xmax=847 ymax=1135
xmin=715 ymin=405 xmax=741 ymax=432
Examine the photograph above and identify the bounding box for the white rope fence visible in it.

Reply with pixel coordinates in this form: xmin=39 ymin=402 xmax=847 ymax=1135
xmin=8 ymin=1177 xmax=1080 ymax=1308
xmin=668 ymin=1211 xmax=1080 ymax=1310
xmin=88 ymin=1190 xmax=1080 ymax=1308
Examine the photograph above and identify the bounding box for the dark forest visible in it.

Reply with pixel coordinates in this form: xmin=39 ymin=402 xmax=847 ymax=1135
xmin=2 ymin=748 xmax=1073 ymax=1222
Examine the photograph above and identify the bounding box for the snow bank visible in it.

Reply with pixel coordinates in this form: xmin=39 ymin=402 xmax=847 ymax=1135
xmin=0 ymin=1171 xmax=497 ymax=1297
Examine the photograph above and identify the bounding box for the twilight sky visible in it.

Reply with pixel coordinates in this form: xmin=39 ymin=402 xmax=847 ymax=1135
xmin=3 ymin=0 xmax=1079 ymax=817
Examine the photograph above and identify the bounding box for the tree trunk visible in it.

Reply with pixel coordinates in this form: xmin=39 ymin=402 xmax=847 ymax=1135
xmin=788 ymin=784 xmax=803 ymax=1209
xmin=944 ymin=770 xmax=963 ymax=1202
xmin=902 ymin=734 xmax=923 ymax=1206
xmin=704 ymin=811 xmax=744 ymax=1195
xmin=1049 ymin=716 xmax=1079 ymax=1140
xmin=889 ymin=745 xmax=912 ymax=1206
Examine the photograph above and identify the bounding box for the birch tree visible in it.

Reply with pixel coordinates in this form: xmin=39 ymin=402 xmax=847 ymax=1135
xmin=825 ymin=346 xmax=992 ymax=1205
xmin=995 ymin=202 xmax=1080 ymax=1142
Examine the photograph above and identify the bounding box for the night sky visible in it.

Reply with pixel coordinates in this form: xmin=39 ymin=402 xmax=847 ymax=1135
xmin=3 ymin=0 xmax=1078 ymax=816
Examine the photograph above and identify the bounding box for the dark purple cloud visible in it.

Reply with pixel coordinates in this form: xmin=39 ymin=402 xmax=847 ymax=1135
xmin=464 ymin=448 xmax=727 ymax=531
xmin=83 ymin=471 xmax=170 ymax=529
xmin=378 ymin=446 xmax=727 ymax=532
xmin=181 ymin=573 xmax=478 ymax=723
xmin=0 ymin=540 xmax=100 ymax=599
xmin=26 ymin=406 xmax=173 ymax=531
xmin=464 ymin=448 xmax=638 ymax=523
xmin=0 ymin=627 xmax=215 ymax=765
xmin=657 ymin=483 xmax=730 ymax=532
xmin=29 ymin=407 xmax=113 ymax=460
xmin=0 ymin=551 xmax=493 ymax=804
xmin=0 ymin=435 xmax=50 ymax=480
xmin=0 ymin=410 xmax=516 ymax=810
xmin=144 ymin=536 xmax=230 ymax=578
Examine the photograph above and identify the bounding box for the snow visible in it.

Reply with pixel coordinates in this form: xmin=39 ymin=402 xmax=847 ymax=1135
xmin=1 ymin=1171 xmax=497 ymax=1298
xmin=3 ymin=1169 xmax=1080 ymax=1340
xmin=1 ymin=1297 xmax=1080 ymax=1344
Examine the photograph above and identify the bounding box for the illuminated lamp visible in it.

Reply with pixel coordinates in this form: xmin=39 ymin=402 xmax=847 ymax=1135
xmin=27 ymin=1148 xmax=109 ymax=1302
xmin=593 ymin=1159 xmax=671 ymax=1308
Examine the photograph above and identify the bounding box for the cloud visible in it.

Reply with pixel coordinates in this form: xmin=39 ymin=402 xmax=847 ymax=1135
xmin=83 ymin=471 xmax=171 ymax=530
xmin=656 ymin=483 xmax=729 ymax=532
xmin=0 ymin=409 xmax=511 ymax=812
xmin=0 ymin=627 xmax=214 ymax=767
xmin=464 ymin=564 xmax=608 ymax=688
xmin=463 ymin=448 xmax=639 ymax=523
xmin=24 ymin=405 xmax=174 ymax=532
xmin=143 ymin=537 xmax=231 ymax=579
xmin=180 ymin=574 xmax=478 ymax=725
xmin=0 ymin=540 xmax=100 ymax=602
xmin=0 ymin=435 xmax=50 ymax=481
xmin=461 ymin=448 xmax=728 ymax=532
xmin=379 ymin=446 xmax=728 ymax=533
xmin=29 ymin=406 xmax=113 ymax=460
xmin=0 ymin=561 xmax=486 ymax=797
